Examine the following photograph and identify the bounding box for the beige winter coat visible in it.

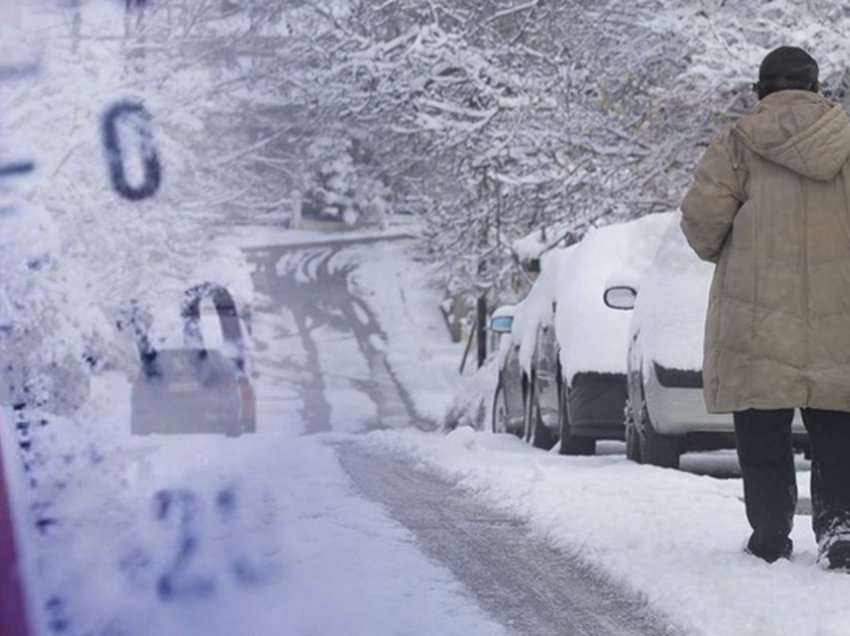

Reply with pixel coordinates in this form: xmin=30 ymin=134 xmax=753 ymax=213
xmin=681 ymin=90 xmax=850 ymax=413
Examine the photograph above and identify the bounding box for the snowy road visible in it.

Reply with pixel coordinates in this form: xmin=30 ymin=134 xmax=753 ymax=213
xmin=245 ymin=237 xmax=434 ymax=435
xmin=340 ymin=443 xmax=680 ymax=636
xmin=241 ymin=237 xmax=680 ymax=636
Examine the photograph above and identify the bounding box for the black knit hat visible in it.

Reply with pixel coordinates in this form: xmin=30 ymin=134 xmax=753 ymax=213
xmin=757 ymin=46 xmax=819 ymax=97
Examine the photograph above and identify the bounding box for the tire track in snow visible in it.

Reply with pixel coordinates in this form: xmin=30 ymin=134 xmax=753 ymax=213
xmin=246 ymin=239 xmax=433 ymax=435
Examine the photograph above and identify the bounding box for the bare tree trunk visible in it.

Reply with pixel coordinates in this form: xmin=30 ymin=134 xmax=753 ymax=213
xmin=476 ymin=294 xmax=487 ymax=369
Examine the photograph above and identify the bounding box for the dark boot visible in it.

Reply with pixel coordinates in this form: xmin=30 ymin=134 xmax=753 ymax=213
xmin=819 ymin=535 xmax=850 ymax=570
xmin=733 ymin=409 xmax=797 ymax=563
xmin=745 ymin=537 xmax=793 ymax=563
xmin=801 ymin=409 xmax=850 ymax=571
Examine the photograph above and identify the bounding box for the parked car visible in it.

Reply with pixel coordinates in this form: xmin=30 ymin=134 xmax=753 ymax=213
xmin=490 ymin=253 xmax=569 ymax=444
xmin=524 ymin=213 xmax=674 ymax=454
xmin=604 ymin=213 xmax=806 ymax=468
xmin=131 ymin=284 xmax=257 ymax=437
xmin=490 ymin=304 xmax=525 ymax=437
xmin=131 ymin=348 xmax=256 ymax=436
xmin=516 ymin=249 xmax=566 ymax=450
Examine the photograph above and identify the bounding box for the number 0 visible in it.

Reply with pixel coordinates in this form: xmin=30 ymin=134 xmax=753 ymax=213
xmin=102 ymin=100 xmax=162 ymax=201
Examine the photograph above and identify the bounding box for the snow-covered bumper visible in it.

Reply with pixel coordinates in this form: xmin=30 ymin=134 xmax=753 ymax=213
xmin=645 ymin=362 xmax=806 ymax=436
xmin=567 ymin=372 xmax=627 ymax=439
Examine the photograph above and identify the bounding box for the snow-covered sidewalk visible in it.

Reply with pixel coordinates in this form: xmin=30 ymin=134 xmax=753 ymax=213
xmin=366 ymin=428 xmax=850 ymax=636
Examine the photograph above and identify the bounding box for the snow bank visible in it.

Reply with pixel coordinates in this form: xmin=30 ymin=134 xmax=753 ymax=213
xmin=3 ymin=379 xmax=505 ymax=635
xmin=630 ymin=212 xmax=715 ymax=372
xmin=555 ymin=213 xmax=674 ymax=384
xmin=368 ymin=429 xmax=848 ymax=636
xmin=444 ymin=356 xmax=500 ymax=432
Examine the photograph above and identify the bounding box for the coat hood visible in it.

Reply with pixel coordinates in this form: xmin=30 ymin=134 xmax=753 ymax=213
xmin=733 ymin=90 xmax=850 ymax=181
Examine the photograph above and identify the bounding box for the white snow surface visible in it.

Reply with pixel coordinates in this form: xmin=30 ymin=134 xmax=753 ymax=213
xmin=350 ymin=240 xmax=463 ymax=423
xmin=367 ymin=428 xmax=848 ymax=636
xmin=0 ymin=234 xmax=488 ymax=635
xmin=444 ymin=355 xmax=500 ymax=431
xmin=554 ymin=213 xmax=673 ymax=384
xmin=630 ymin=212 xmax=716 ymax=372
xmin=0 ymin=399 xmax=505 ymax=636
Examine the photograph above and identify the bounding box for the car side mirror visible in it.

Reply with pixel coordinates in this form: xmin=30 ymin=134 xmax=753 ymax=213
xmin=604 ymin=286 xmax=637 ymax=311
xmin=489 ymin=316 xmax=514 ymax=334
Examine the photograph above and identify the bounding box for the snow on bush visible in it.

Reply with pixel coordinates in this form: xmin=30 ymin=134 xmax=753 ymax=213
xmin=0 ymin=3 xmax=267 ymax=415
xmin=0 ymin=197 xmax=107 ymax=414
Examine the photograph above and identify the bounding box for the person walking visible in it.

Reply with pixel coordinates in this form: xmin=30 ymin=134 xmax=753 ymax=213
xmin=681 ymin=46 xmax=850 ymax=569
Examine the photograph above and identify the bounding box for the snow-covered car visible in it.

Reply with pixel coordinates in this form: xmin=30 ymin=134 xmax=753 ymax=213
xmin=491 ymin=239 xmax=578 ymax=448
xmin=131 ymin=284 xmax=257 ymax=437
xmin=490 ymin=304 xmax=525 ymax=437
xmin=524 ymin=213 xmax=675 ymax=454
xmin=131 ymin=348 xmax=256 ymax=436
xmin=604 ymin=214 xmax=806 ymax=468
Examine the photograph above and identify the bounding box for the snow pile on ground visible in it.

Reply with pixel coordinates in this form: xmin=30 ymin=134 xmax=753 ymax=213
xmin=630 ymin=212 xmax=715 ymax=372
xmin=0 ymin=395 xmax=505 ymax=636
xmin=367 ymin=429 xmax=850 ymax=636
xmin=443 ymin=356 xmax=500 ymax=432
xmin=555 ymin=213 xmax=673 ymax=384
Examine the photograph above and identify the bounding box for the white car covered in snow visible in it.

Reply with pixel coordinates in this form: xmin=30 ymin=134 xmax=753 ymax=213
xmin=604 ymin=213 xmax=807 ymax=468
xmin=494 ymin=213 xmax=673 ymax=454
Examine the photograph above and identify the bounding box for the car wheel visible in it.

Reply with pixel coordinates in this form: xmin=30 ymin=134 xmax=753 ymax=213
xmin=523 ymin=376 xmax=555 ymax=450
xmin=636 ymin=386 xmax=682 ymax=469
xmin=624 ymin=399 xmax=642 ymax=463
xmin=558 ymin=377 xmax=595 ymax=456
xmin=492 ymin=381 xmax=512 ymax=435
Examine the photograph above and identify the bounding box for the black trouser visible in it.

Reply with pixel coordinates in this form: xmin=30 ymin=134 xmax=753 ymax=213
xmin=734 ymin=408 xmax=850 ymax=560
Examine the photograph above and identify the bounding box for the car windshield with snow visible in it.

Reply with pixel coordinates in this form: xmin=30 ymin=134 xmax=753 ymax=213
xmin=1 ymin=3 xmax=846 ymax=636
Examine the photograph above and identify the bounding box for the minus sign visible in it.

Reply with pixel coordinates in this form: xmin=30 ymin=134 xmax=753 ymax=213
xmin=0 ymin=162 xmax=35 ymax=178
xmin=0 ymin=64 xmax=42 ymax=81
